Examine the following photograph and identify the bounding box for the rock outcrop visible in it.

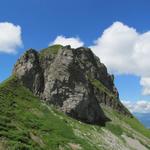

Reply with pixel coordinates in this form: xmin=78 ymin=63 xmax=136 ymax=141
xmin=13 ymin=45 xmax=131 ymax=124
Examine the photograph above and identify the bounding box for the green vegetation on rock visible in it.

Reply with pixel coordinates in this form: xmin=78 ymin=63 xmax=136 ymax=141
xmin=90 ymin=78 xmax=116 ymax=98
xmin=40 ymin=44 xmax=63 ymax=58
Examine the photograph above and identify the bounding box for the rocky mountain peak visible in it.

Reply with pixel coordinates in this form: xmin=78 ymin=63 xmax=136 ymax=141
xmin=13 ymin=45 xmax=132 ymax=124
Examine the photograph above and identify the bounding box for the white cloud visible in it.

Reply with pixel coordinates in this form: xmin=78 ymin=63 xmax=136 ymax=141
xmin=90 ymin=21 xmax=150 ymax=95
xmin=50 ymin=35 xmax=84 ymax=48
xmin=140 ymin=77 xmax=150 ymax=95
xmin=0 ymin=22 xmax=22 ymax=53
xmin=122 ymin=100 xmax=150 ymax=113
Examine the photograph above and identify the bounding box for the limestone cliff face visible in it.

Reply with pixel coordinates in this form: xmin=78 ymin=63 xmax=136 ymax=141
xmin=13 ymin=45 xmax=131 ymax=124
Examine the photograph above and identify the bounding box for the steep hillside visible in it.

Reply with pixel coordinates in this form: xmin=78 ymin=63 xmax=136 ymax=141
xmin=0 ymin=76 xmax=93 ymax=149
xmin=0 ymin=76 xmax=150 ymax=150
xmin=0 ymin=45 xmax=150 ymax=149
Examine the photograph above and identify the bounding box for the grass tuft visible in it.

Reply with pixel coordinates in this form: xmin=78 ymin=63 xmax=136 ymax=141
xmin=40 ymin=44 xmax=63 ymax=58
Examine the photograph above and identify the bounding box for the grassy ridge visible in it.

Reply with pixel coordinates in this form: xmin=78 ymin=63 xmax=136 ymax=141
xmin=101 ymin=104 xmax=150 ymax=139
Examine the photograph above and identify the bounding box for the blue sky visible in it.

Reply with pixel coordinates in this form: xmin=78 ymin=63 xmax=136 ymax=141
xmin=0 ymin=0 xmax=150 ymax=113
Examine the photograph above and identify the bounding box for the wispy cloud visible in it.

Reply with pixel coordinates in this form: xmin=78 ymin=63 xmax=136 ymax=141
xmin=122 ymin=100 xmax=150 ymax=113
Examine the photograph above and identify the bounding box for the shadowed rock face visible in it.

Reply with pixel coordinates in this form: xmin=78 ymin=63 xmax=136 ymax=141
xmin=13 ymin=45 xmax=132 ymax=124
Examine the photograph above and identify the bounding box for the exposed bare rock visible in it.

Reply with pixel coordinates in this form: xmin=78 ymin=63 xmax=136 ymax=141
xmin=13 ymin=45 xmax=132 ymax=124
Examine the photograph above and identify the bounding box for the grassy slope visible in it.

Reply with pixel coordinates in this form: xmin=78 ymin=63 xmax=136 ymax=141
xmin=0 ymin=77 xmax=150 ymax=150
xmin=0 ymin=77 xmax=93 ymax=150
xmin=90 ymin=79 xmax=150 ymax=139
